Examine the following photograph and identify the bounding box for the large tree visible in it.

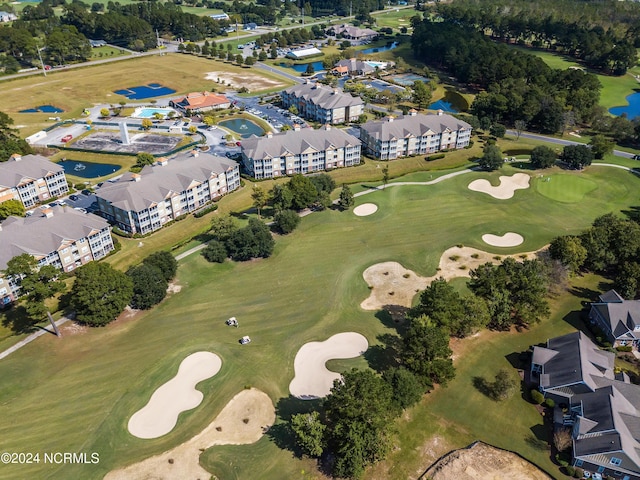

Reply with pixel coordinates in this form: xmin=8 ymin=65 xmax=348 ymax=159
xmin=226 ymin=218 xmax=274 ymax=261
xmin=290 ymin=411 xmax=326 ymax=458
xmin=71 ymin=262 xmax=133 ymax=326
xmin=560 ymin=144 xmax=593 ymax=169
xmin=530 ymin=145 xmax=556 ymax=169
xmin=5 ymin=254 xmax=65 ymax=322
xmin=127 ymin=264 xmax=167 ymax=309
xmin=142 ymin=251 xmax=177 ymax=282
xmin=402 ymin=318 xmax=455 ymax=387
xmin=338 ymin=184 xmax=355 ymax=210
xmin=287 ymin=174 xmax=318 ymax=210
xmin=479 ymin=144 xmax=503 ymax=171
xmin=324 ymin=369 xmax=397 ymax=479
xmin=0 ymin=199 xmax=25 ymax=220
xmin=0 ymin=111 xmax=32 ymax=161
xmin=251 ymin=184 xmax=268 ymax=218
xmin=549 ymin=235 xmax=587 ymax=273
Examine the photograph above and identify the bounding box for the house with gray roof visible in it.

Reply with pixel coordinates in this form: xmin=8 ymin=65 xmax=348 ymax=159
xmin=241 ymin=124 xmax=361 ymax=179
xmin=0 ymin=11 xmax=17 ymax=22
xmin=531 ymin=331 xmax=640 ymax=479
xmin=0 ymin=154 xmax=69 ymax=208
xmin=0 ymin=206 xmax=113 ymax=304
xmin=359 ymin=110 xmax=472 ymax=160
xmin=590 ymin=290 xmax=640 ymax=350
xmin=280 ymin=82 xmax=364 ymax=124
xmin=327 ymin=24 xmax=378 ymax=41
xmin=95 ymin=151 xmax=239 ymax=234
xmin=331 ymin=58 xmax=375 ymax=77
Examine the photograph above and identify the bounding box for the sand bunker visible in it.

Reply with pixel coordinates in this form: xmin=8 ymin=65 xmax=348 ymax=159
xmin=482 ymin=232 xmax=524 ymax=247
xmin=289 ymin=332 xmax=369 ymax=399
xmin=128 ymin=351 xmax=222 ymax=439
xmin=423 ymin=441 xmax=552 ymax=480
xmin=468 ymin=173 xmax=530 ymax=199
xmin=106 ymin=388 xmax=275 ymax=480
xmin=361 ymin=246 xmax=540 ymax=311
xmin=354 ymin=203 xmax=378 ymax=216
xmin=205 ymin=71 xmax=286 ymax=92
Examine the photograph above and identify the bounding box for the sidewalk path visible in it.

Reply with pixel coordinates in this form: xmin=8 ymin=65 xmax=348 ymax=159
xmin=0 ymin=316 xmax=71 ymax=361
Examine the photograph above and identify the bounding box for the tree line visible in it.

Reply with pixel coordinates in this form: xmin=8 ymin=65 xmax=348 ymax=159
xmin=411 ymin=19 xmax=602 ymax=134
xmin=436 ymin=0 xmax=638 ymax=75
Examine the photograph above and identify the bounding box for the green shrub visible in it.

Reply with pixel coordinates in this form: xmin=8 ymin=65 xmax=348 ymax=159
xmin=616 ymin=345 xmax=633 ymax=352
xmin=530 ymin=389 xmax=544 ymax=404
xmin=544 ymin=398 xmax=555 ymax=408
xmin=565 ymin=465 xmax=575 ymax=477
xmin=194 ymin=204 xmax=218 ymax=218
xmin=202 ymin=240 xmax=227 ymax=263
xmin=425 ymin=153 xmax=445 ymax=161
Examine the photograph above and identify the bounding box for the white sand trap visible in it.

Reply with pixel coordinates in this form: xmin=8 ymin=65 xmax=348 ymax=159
xmin=128 ymin=351 xmax=222 ymax=439
xmin=354 ymin=203 xmax=378 ymax=216
xmin=482 ymin=232 xmax=524 ymax=247
xmin=289 ymin=332 xmax=369 ymax=399
xmin=468 ymin=173 xmax=530 ymax=199
xmin=106 ymin=388 xmax=275 ymax=480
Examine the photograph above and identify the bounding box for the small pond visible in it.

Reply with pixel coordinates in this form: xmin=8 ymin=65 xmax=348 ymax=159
xmin=279 ymin=61 xmax=325 ymax=73
xmin=429 ymin=99 xmax=459 ymax=114
xmin=360 ymin=42 xmax=398 ymax=55
xmin=218 ymin=119 xmax=265 ymax=138
xmin=19 ymin=105 xmax=64 ymax=113
xmin=58 ymin=160 xmax=121 ymax=179
xmin=609 ymin=92 xmax=640 ymax=120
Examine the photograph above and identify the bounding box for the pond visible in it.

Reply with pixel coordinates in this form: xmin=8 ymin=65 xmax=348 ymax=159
xmin=609 ymin=92 xmax=640 ymax=120
xmin=360 ymin=42 xmax=398 ymax=55
xmin=279 ymin=61 xmax=325 ymax=73
xmin=429 ymin=99 xmax=459 ymax=114
xmin=19 ymin=105 xmax=64 ymax=113
xmin=218 ymin=118 xmax=265 ymax=138
xmin=58 ymin=160 xmax=121 ymax=179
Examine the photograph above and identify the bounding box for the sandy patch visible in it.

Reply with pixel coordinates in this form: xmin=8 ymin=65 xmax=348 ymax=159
xmin=361 ymin=246 xmax=540 ymax=311
xmin=423 ymin=441 xmax=552 ymax=480
xmin=482 ymin=232 xmax=524 ymax=247
xmin=128 ymin=352 xmax=222 ymax=439
xmin=205 ymin=71 xmax=286 ymax=92
xmin=353 ymin=203 xmax=378 ymax=216
xmin=166 ymin=282 xmax=182 ymax=294
xmin=468 ymin=173 xmax=530 ymax=199
xmin=106 ymin=388 xmax=275 ymax=480
xmin=289 ymin=332 xmax=369 ymax=399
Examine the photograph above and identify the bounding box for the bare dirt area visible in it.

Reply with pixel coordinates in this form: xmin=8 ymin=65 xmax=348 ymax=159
xmin=105 ymin=388 xmax=275 ymax=480
xmin=205 ymin=71 xmax=286 ymax=92
xmin=423 ymin=441 xmax=552 ymax=480
xmin=361 ymin=246 xmax=541 ymax=311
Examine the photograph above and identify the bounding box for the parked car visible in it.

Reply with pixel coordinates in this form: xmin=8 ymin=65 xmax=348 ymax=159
xmin=69 ymin=194 xmax=78 ymax=201
xmin=61 ymin=134 xmax=72 ymax=143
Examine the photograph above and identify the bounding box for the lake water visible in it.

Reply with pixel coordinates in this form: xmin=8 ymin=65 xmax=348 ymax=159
xmin=609 ymin=92 xmax=640 ymax=120
xmin=19 ymin=105 xmax=64 ymax=113
xmin=429 ymin=100 xmax=459 ymax=114
xmin=279 ymin=61 xmax=325 ymax=73
xmin=360 ymin=42 xmax=398 ymax=55
xmin=58 ymin=160 xmax=121 ymax=178
xmin=218 ymin=119 xmax=265 ymax=138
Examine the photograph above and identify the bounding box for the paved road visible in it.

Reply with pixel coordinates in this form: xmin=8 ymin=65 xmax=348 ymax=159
xmin=354 ymin=168 xmax=476 ymax=197
xmin=507 ymin=130 xmax=637 ymax=159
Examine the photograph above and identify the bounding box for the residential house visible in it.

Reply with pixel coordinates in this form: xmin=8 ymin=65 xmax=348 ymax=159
xmin=169 ymin=92 xmax=231 ymax=114
xmin=89 ymin=39 xmax=106 ymax=47
xmin=331 ymin=58 xmax=375 ymax=77
xmin=95 ymin=152 xmax=240 ymax=234
xmin=327 ymin=24 xmax=378 ymax=41
xmin=0 ymin=11 xmax=17 ymax=22
xmin=280 ymin=82 xmax=364 ymax=124
xmin=0 ymin=206 xmax=114 ymax=304
xmin=590 ymin=290 xmax=640 ymax=350
xmin=359 ymin=110 xmax=472 ymax=159
xmin=531 ymin=331 xmax=640 ymax=480
xmin=0 ymin=154 xmax=69 ymax=208
xmin=243 ymin=22 xmax=257 ymax=30
xmin=241 ymin=124 xmax=361 ymax=179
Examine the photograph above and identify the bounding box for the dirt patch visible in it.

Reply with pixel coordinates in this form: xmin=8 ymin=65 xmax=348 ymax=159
xmin=105 ymin=388 xmax=275 ymax=480
xmin=61 ymin=322 xmax=88 ymax=336
xmin=205 ymin=71 xmax=286 ymax=92
xmin=166 ymin=282 xmax=182 ymax=294
xmin=361 ymin=246 xmax=541 ymax=311
xmin=423 ymin=441 xmax=552 ymax=480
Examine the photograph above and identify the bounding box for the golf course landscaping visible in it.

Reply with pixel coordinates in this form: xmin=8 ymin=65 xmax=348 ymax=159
xmin=1 ymin=163 xmax=639 ymax=480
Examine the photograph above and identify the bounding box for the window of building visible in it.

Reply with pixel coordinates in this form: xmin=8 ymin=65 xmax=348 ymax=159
xmin=575 ymin=459 xmax=583 ymax=467
xmin=597 ymin=466 xmax=605 ymax=473
xmin=610 ymin=458 xmax=622 ymax=466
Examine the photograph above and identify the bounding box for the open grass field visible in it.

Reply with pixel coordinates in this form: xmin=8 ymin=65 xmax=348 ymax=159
xmin=0 ymin=163 xmax=639 ymax=480
xmin=0 ymin=54 xmax=294 ymax=137
xmin=535 ymin=173 xmax=599 ymax=203
xmin=373 ymin=7 xmax=418 ymax=30
xmin=89 ymin=46 xmax=128 ymax=60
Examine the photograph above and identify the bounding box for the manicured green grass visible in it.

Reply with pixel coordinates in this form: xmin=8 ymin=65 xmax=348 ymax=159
xmin=0 ymin=165 xmax=639 ymax=479
xmin=89 ymin=46 xmax=127 ymax=60
xmin=373 ymin=7 xmax=418 ymax=30
xmin=508 ymin=45 xmax=580 ymax=71
xmin=535 ymin=173 xmax=599 ymax=203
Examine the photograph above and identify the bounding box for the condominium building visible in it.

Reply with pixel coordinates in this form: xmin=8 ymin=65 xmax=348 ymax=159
xmin=280 ymin=82 xmax=364 ymax=124
xmin=359 ymin=110 xmax=472 ymax=159
xmin=0 ymin=154 xmax=69 ymax=208
xmin=95 ymin=151 xmax=240 ymax=234
xmin=0 ymin=206 xmax=114 ymax=304
xmin=241 ymin=125 xmax=361 ymax=179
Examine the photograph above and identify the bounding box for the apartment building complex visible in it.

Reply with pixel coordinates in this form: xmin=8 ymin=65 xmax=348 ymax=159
xmin=0 ymin=206 xmax=114 ymax=304
xmin=0 ymin=154 xmax=69 ymax=208
xmin=95 ymin=151 xmax=240 ymax=234
xmin=241 ymin=125 xmax=361 ymax=179
xmin=280 ymin=82 xmax=364 ymax=124
xmin=359 ymin=111 xmax=472 ymax=159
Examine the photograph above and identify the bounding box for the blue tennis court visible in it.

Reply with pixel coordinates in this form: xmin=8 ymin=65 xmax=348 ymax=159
xmin=114 ymin=83 xmax=176 ymax=100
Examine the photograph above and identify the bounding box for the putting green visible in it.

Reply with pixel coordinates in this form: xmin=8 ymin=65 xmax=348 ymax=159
xmin=535 ymin=174 xmax=598 ymax=202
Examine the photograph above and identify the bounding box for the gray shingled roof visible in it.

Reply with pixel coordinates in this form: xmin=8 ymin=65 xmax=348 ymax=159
xmin=283 ymin=82 xmax=364 ymax=110
xmin=0 ymin=206 xmax=109 ymax=270
xmin=97 ymin=152 xmax=237 ymax=212
xmin=599 ymin=289 xmax=624 ymax=303
xmin=360 ymin=112 xmax=471 ymax=140
xmin=335 ymin=58 xmax=375 ymax=74
xmin=241 ymin=126 xmax=360 ymax=160
xmin=593 ymin=299 xmax=640 ymax=341
xmin=0 ymin=154 xmax=64 ymax=187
